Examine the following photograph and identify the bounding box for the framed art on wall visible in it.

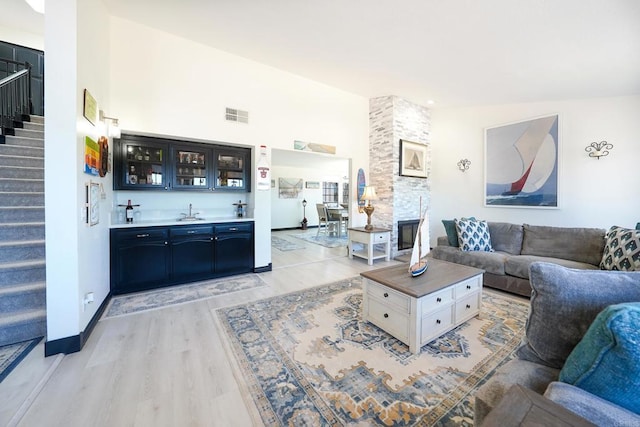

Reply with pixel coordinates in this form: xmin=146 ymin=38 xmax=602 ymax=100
xmin=399 ymin=139 xmax=428 ymax=178
xmin=484 ymin=114 xmax=559 ymax=208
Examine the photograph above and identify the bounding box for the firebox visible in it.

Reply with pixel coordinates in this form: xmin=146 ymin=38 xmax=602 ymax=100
xmin=398 ymin=220 xmax=420 ymax=250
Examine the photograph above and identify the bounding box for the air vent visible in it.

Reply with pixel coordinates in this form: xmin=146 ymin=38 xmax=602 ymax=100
xmin=225 ymin=107 xmax=249 ymax=124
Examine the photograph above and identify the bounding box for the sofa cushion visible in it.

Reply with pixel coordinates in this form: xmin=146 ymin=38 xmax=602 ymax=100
xmin=487 ymin=222 xmax=523 ymax=255
xmin=600 ymin=226 xmax=640 ymax=271
xmin=521 ymin=224 xmax=606 ymax=266
xmin=442 ymin=216 xmax=475 ymax=247
xmin=504 ymin=255 xmax=600 ymax=280
xmin=545 ymin=382 xmax=640 ymax=426
xmin=517 ymin=262 xmax=640 ymax=369
xmin=455 ymin=218 xmax=494 ymax=252
xmin=559 ymin=303 xmax=640 ymax=414
xmin=429 ymin=246 xmax=506 ymax=275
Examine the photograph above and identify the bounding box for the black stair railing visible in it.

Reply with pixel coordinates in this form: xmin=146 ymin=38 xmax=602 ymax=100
xmin=0 ymin=58 xmax=33 ymax=140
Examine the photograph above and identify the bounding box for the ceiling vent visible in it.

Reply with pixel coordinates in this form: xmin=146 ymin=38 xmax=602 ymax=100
xmin=225 ymin=107 xmax=249 ymax=124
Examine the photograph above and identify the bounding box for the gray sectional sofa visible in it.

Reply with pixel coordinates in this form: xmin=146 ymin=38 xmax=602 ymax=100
xmin=430 ymin=222 xmax=607 ymax=297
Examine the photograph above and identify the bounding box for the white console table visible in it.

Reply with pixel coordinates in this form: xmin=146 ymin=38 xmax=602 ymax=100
xmin=348 ymin=227 xmax=391 ymax=265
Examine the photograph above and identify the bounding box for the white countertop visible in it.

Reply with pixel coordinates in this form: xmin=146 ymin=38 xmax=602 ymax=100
xmin=110 ymin=216 xmax=254 ymax=229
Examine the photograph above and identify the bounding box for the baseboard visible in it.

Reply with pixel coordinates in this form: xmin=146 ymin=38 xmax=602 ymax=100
xmin=44 ymin=291 xmax=112 ymax=356
xmin=254 ymin=263 xmax=272 ymax=273
xmin=271 ymin=226 xmax=318 ymax=231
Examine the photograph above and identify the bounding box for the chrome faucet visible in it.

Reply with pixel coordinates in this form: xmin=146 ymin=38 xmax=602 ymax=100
xmin=179 ymin=203 xmax=201 ymax=220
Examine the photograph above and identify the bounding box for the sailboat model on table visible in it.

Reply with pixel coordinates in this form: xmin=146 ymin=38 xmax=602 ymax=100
xmin=409 ymin=199 xmax=430 ymax=277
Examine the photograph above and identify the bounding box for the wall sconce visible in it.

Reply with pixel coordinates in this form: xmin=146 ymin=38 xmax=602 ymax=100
xmin=457 ymin=158 xmax=471 ymax=172
xmin=99 ymin=109 xmax=121 ymax=138
xmin=360 ymin=186 xmax=379 ymax=230
xmin=585 ymin=141 xmax=613 ymax=159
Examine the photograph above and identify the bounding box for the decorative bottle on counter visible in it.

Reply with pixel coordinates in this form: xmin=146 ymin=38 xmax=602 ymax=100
xmin=126 ymin=199 xmax=134 ymax=223
xmin=256 ymin=145 xmax=270 ymax=191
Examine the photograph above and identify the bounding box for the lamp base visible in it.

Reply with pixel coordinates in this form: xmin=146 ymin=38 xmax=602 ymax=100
xmin=363 ymin=204 xmax=375 ymax=231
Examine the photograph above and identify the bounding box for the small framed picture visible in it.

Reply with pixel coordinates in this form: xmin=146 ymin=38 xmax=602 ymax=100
xmin=399 ymin=139 xmax=428 ymax=178
xmin=305 ymin=181 xmax=320 ymax=189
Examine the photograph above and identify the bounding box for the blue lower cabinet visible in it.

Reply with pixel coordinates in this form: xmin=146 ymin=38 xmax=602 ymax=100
xmin=110 ymin=222 xmax=254 ymax=294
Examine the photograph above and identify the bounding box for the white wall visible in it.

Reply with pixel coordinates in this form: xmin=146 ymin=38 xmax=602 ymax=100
xmin=430 ymin=95 xmax=640 ymax=246
xmin=45 ymin=0 xmax=112 ymax=341
xmin=108 ymin=17 xmax=370 ymax=268
xmin=0 ymin=25 xmax=44 ymax=50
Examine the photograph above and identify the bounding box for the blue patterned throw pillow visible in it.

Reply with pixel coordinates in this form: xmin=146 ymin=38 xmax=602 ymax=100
xmin=559 ymin=303 xmax=640 ymax=414
xmin=600 ymin=226 xmax=640 ymax=271
xmin=454 ymin=218 xmax=494 ymax=252
xmin=442 ymin=216 xmax=476 ymax=247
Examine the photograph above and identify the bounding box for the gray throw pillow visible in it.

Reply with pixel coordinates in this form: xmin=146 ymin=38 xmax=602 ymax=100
xmin=517 ymin=262 xmax=640 ymax=369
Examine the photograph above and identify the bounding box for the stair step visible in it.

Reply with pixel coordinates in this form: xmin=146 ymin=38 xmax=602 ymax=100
xmin=0 ymin=308 xmax=46 ymax=347
xmin=0 ymin=206 xmax=45 ymax=223
xmin=0 ymin=192 xmax=44 ymax=206
xmin=0 ymin=177 xmax=44 ymax=192
xmin=0 ymin=165 xmax=44 ymax=179
xmin=22 ymin=121 xmax=44 ymax=132
xmin=0 ymin=143 xmax=44 ymax=158
xmin=0 ymin=223 xmax=45 ymax=241
xmin=0 ymin=240 xmax=45 ymax=262
xmin=0 ymin=260 xmax=46 ymax=288
xmin=0 ymin=282 xmax=46 ymax=312
xmin=2 ymin=135 xmax=44 ymax=149
xmin=13 ymin=128 xmax=44 ymax=139
xmin=29 ymin=115 xmax=44 ymax=125
xmin=0 ymin=154 xmax=44 ymax=168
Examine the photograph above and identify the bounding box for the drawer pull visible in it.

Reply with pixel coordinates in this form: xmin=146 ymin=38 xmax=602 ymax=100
xmin=383 ymin=292 xmax=389 ymax=298
xmin=136 ymin=233 xmax=150 ymax=238
xmin=187 ymin=230 xmax=196 ymax=234
xmin=466 ymin=304 xmax=471 ymax=309
xmin=436 ymin=319 xmax=441 ymax=324
xmin=228 ymin=227 xmax=238 ymax=231
xmin=466 ymin=285 xmax=471 ymax=290
xmin=436 ymin=297 xmax=441 ymax=302
xmin=383 ymin=313 xmax=389 ymax=318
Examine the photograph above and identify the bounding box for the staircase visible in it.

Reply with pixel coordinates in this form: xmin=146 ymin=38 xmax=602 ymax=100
xmin=0 ymin=116 xmax=46 ymax=347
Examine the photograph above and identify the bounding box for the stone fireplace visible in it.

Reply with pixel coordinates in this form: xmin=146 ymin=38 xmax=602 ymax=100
xmin=369 ymin=96 xmax=431 ymax=258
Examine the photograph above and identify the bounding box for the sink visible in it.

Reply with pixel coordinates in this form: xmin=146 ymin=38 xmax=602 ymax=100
xmin=177 ymin=217 xmax=204 ymax=221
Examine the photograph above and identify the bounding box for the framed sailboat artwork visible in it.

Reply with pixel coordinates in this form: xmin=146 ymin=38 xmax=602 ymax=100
xmin=399 ymin=140 xmax=428 ymax=178
xmin=485 ymin=114 xmax=559 ymax=208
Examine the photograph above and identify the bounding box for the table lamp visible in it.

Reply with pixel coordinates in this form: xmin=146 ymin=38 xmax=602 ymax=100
xmin=361 ymin=186 xmax=378 ymax=230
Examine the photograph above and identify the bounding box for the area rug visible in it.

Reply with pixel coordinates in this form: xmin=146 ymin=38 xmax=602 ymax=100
xmin=271 ymin=235 xmax=306 ymax=251
xmin=103 ymin=274 xmax=266 ymax=318
xmin=290 ymin=231 xmax=348 ymax=248
xmin=0 ymin=337 xmax=42 ymax=383
xmin=217 ymin=277 xmax=529 ymax=426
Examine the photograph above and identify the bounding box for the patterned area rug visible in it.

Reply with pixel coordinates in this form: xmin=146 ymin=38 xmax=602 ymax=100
xmin=217 ymin=277 xmax=529 ymax=426
xmin=271 ymin=235 xmax=306 ymax=251
xmin=0 ymin=338 xmax=42 ymax=383
xmin=290 ymin=231 xmax=348 ymax=248
xmin=103 ymin=274 xmax=266 ymax=318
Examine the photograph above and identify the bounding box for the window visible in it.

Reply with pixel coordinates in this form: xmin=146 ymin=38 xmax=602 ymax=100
xmin=342 ymin=183 xmax=349 ymax=204
xmin=322 ymin=182 xmax=338 ymax=204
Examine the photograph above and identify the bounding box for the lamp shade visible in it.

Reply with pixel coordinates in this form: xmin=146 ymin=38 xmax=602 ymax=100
xmin=25 ymin=0 xmax=45 ymax=13
xmin=361 ymin=186 xmax=378 ymax=201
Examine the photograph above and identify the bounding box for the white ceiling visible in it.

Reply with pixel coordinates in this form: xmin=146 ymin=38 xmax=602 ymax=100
xmin=3 ymin=0 xmax=640 ymax=108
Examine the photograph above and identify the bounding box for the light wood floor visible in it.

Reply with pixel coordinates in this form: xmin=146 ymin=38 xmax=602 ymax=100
xmin=0 ymin=229 xmax=401 ymax=427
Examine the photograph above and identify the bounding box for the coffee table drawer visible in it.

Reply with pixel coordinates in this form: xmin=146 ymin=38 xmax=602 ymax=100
xmin=367 ymin=298 xmax=410 ymax=341
xmin=366 ymin=280 xmax=411 ymax=313
xmin=421 ymin=304 xmax=455 ymax=345
xmin=423 ymin=287 xmax=454 ymax=312
xmin=456 ymin=291 xmax=481 ymax=322
xmin=455 ymin=276 xmax=482 ymax=298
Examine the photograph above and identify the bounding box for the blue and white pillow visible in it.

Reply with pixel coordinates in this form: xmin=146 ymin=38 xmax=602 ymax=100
xmin=455 ymin=218 xmax=494 ymax=252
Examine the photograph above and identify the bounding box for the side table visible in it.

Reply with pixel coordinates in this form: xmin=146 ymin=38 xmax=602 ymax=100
xmin=348 ymin=227 xmax=391 ymax=265
xmin=481 ymin=384 xmax=596 ymax=427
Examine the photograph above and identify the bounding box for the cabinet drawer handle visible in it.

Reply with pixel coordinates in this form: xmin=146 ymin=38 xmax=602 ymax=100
xmin=466 ymin=285 xmax=471 ymax=289
xmin=187 ymin=230 xmax=196 ymax=234
xmin=228 ymin=227 xmax=238 ymax=231
xmin=436 ymin=319 xmax=441 ymax=324
xmin=383 ymin=292 xmax=389 ymax=298
xmin=466 ymin=304 xmax=471 ymax=309
xmin=164 ymin=241 xmax=168 ymax=245
xmin=136 ymin=233 xmax=150 ymax=238
xmin=383 ymin=313 xmax=389 ymax=318
xmin=436 ymin=297 xmax=441 ymax=302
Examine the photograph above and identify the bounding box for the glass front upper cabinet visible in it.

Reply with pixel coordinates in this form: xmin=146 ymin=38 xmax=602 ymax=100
xmin=214 ymin=147 xmax=249 ymax=191
xmin=172 ymin=144 xmax=212 ymax=190
xmin=117 ymin=137 xmax=169 ymax=190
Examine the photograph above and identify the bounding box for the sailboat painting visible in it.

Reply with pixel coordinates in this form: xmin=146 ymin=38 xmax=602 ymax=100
xmin=485 ymin=114 xmax=559 ymax=208
xmin=409 ymin=200 xmax=430 ymax=277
